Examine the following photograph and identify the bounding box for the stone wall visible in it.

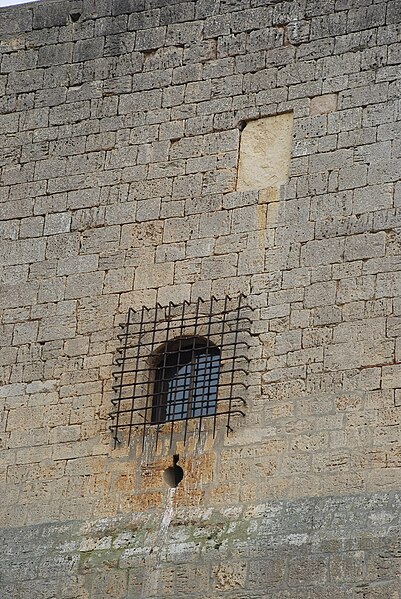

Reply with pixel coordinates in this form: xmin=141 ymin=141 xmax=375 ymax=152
xmin=1 ymin=0 xmax=401 ymax=597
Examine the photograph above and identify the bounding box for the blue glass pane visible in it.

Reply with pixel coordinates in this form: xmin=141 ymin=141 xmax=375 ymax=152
xmin=164 ymin=350 xmax=220 ymax=421
xmin=192 ymin=354 xmax=220 ymax=417
xmin=154 ymin=339 xmax=221 ymax=424
xmin=166 ymin=363 xmax=191 ymax=420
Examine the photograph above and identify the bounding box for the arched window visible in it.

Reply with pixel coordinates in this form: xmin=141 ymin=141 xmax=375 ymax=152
xmin=151 ymin=337 xmax=220 ymax=424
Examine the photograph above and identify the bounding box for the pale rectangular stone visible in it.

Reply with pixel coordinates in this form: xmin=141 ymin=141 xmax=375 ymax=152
xmin=310 ymin=93 xmax=337 ymax=116
xmin=237 ymin=112 xmax=294 ymax=191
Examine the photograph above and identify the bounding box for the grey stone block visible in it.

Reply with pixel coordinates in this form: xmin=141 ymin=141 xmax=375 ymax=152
xmin=7 ymin=69 xmax=43 ymax=94
xmin=112 ymin=0 xmax=145 ymax=16
xmin=160 ymin=2 xmax=195 ymax=25
xmin=0 ymin=6 xmax=32 ymax=35
xmin=135 ymin=26 xmax=166 ymax=50
xmin=38 ymin=43 xmax=73 ymax=67
xmin=33 ymin=2 xmax=69 ymax=29
xmin=74 ymin=38 xmax=105 ymax=63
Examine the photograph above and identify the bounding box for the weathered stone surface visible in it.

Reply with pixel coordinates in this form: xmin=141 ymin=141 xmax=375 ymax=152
xmin=2 ymin=492 xmax=401 ymax=597
xmin=0 ymin=0 xmax=400 ymax=597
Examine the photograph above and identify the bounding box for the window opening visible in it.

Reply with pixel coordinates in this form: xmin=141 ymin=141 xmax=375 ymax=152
xmin=109 ymin=295 xmax=250 ymax=450
xmin=152 ymin=338 xmax=220 ymax=424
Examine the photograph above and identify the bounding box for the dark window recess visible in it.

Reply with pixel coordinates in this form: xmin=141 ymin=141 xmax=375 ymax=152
xmin=109 ymin=295 xmax=250 ymax=449
xmin=152 ymin=338 xmax=220 ymax=424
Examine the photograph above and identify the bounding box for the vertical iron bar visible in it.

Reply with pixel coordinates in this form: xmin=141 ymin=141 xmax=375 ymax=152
xmin=168 ymin=299 xmax=187 ymax=449
xmin=184 ymin=296 xmax=201 ymax=447
xmin=197 ymin=295 xmax=215 ymax=442
xmin=153 ymin=303 xmax=166 ymax=424
xmin=127 ymin=305 xmax=146 ymax=447
xmin=142 ymin=303 xmax=159 ymax=451
xmin=215 ymin=295 xmax=229 ymax=438
xmin=156 ymin=301 xmax=173 ymax=451
xmin=226 ymin=294 xmax=243 ymax=434
xmin=113 ymin=308 xmax=133 ymax=448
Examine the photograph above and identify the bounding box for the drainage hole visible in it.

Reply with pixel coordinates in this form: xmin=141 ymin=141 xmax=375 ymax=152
xmin=163 ymin=454 xmax=184 ymax=488
xmin=70 ymin=12 xmax=81 ymax=23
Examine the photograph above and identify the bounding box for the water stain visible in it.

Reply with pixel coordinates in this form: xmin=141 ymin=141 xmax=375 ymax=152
xmin=140 ymin=487 xmax=176 ymax=598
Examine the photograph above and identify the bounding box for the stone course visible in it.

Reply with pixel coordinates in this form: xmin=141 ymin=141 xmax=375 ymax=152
xmin=1 ymin=0 xmax=401 ymax=597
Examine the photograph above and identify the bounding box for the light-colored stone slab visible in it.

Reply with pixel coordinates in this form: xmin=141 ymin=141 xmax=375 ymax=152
xmin=237 ymin=113 xmax=293 ymax=191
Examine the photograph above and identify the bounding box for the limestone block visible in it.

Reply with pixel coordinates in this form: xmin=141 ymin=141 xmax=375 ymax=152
xmin=237 ymin=249 xmax=265 ymax=276
xmin=157 ymin=283 xmax=191 ymax=306
xmin=201 ymin=254 xmax=237 ymax=280
xmin=38 ymin=278 xmax=65 ymax=303
xmin=57 ymin=255 xmax=98 ymax=276
xmin=156 ymin=242 xmax=186 ymax=263
xmin=0 ymin=199 xmax=35 ymax=221
xmin=199 ymin=210 xmax=230 ymax=237
xmin=65 ymin=272 xmax=104 ymax=300
xmin=0 ymin=239 xmax=46 ymax=267
xmin=38 ymin=315 xmax=76 ymax=342
xmin=163 ymin=215 xmax=199 ymax=243
xmin=134 ymin=263 xmax=174 ymax=290
xmin=12 ymin=321 xmax=39 ymax=346
xmin=46 ymin=232 xmax=80 ymax=259
xmin=237 ymin=113 xmax=293 ymax=191
xmin=344 ymin=232 xmax=385 ymax=261
xmin=119 ymin=289 xmax=157 ymax=313
xmin=310 ymin=93 xmax=337 ymax=116
xmin=19 ymin=216 xmax=44 ymax=239
xmin=305 ymin=281 xmax=336 ymax=308
xmin=103 ymin=267 xmax=134 ymax=294
xmin=121 ymin=222 xmax=163 ymax=249
xmin=64 ymin=337 xmax=90 ymax=357
xmin=0 ymin=346 xmax=17 ymax=366
xmin=213 ymin=562 xmax=247 ymax=590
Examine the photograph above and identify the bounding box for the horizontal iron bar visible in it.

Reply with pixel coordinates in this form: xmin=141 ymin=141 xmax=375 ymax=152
xmin=109 ymin=395 xmax=247 ymax=415
xmin=111 ymin=356 xmax=250 ymax=378
xmin=116 ymin=325 xmax=251 ymax=345
xmin=111 ymin=374 xmax=248 ymax=393
xmin=109 ymin=408 xmax=245 ymax=429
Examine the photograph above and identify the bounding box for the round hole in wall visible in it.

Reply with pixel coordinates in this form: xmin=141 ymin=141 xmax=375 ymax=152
xmin=163 ymin=455 xmax=184 ymax=488
xmin=70 ymin=12 xmax=81 ymax=23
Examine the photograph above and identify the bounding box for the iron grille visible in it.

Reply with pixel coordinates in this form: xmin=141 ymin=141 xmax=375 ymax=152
xmin=109 ymin=295 xmax=250 ymax=449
